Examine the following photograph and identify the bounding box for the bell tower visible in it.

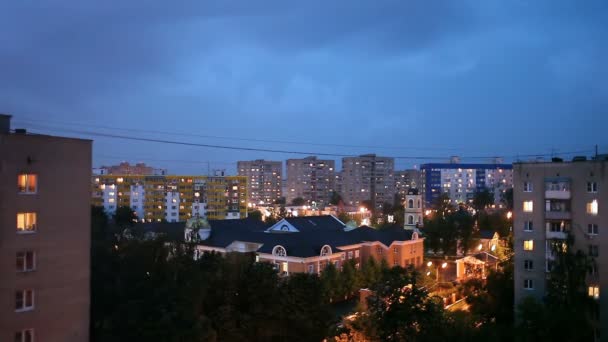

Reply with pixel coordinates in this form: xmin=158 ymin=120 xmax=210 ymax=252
xmin=404 ymin=189 xmax=423 ymax=230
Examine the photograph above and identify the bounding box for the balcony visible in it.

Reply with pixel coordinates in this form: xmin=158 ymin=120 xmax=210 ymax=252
xmin=545 ymin=179 xmax=571 ymax=200
xmin=546 ymin=228 xmax=567 ymax=240
xmin=545 ymin=189 xmax=570 ymax=200
xmin=545 ymin=200 xmax=571 ymax=220
xmin=545 ymin=211 xmax=571 ymax=220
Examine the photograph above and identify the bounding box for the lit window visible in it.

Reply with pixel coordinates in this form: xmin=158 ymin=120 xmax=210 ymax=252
xmin=394 ymin=247 xmax=398 ymax=254
xmin=14 ymin=329 xmax=34 ymax=342
xmin=523 ymin=182 xmax=533 ymax=192
xmin=16 ymin=251 xmax=35 ymax=272
xmin=587 ymin=182 xmax=598 ymax=193
xmin=194 ymin=192 xmax=200 ymax=197
xmin=108 ymin=198 xmax=115 ymax=203
xmin=232 ymin=186 xmax=238 ymax=190
xmin=524 ymin=221 xmax=533 ymax=232
xmin=523 ymin=240 xmax=534 ymax=251
xmin=588 ymin=286 xmax=600 ymax=299
xmin=15 ymin=289 xmax=34 ymax=311
xmin=348 ymin=251 xmax=353 ymax=259
xmin=524 ymin=259 xmax=533 ymax=270
xmin=587 ymin=200 xmax=598 ymax=215
xmin=17 ymin=174 xmax=37 ymax=194
xmin=172 ymin=198 xmax=177 ymax=203
xmin=108 ymin=192 xmax=115 ymax=196
xmin=17 ymin=213 xmax=37 ymax=233
xmin=523 ymin=201 xmax=533 ymax=212
xmin=524 ymin=279 xmax=534 ymax=290
xmin=117 ymin=177 xmax=124 ymax=183
xmin=588 ymin=224 xmax=599 ymax=235
xmin=355 ymin=250 xmax=360 ymax=258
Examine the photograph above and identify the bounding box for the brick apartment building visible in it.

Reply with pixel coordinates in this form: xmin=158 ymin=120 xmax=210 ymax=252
xmin=0 ymin=114 xmax=91 ymax=341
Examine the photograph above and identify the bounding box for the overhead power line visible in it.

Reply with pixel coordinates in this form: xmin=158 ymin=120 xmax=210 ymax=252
xmin=13 ymin=117 xmax=462 ymax=152
xmin=25 ymin=124 xmax=595 ymax=161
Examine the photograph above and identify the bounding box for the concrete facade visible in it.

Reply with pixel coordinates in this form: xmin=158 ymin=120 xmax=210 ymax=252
xmin=237 ymin=159 xmax=282 ymax=206
xmin=286 ymin=156 xmax=335 ymax=206
xmin=513 ymin=159 xmax=607 ymax=336
xmin=341 ymin=154 xmax=395 ymax=213
xmin=0 ymin=115 xmax=91 ymax=341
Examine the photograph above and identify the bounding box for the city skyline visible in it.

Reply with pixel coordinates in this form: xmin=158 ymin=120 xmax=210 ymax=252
xmin=1 ymin=1 xmax=607 ymax=174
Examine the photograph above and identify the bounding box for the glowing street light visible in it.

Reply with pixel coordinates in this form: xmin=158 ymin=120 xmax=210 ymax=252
xmin=507 ymin=211 xmax=513 ymax=219
xmin=427 ymin=261 xmax=433 ymax=267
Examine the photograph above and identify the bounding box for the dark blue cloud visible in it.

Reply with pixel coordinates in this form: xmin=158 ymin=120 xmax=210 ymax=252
xmin=1 ymin=0 xmax=606 ymax=173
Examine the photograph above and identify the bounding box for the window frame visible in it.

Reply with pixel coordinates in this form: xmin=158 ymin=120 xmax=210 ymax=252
xmin=523 ymin=201 xmax=533 ymax=213
xmin=15 ymin=329 xmax=35 ymax=342
xmin=524 ymin=220 xmax=533 ymax=232
xmin=17 ymin=174 xmax=38 ymax=194
xmin=524 ymin=259 xmax=534 ymax=271
xmin=587 ymin=182 xmax=598 ymax=193
xmin=16 ymin=251 xmax=36 ymax=273
xmin=524 ymin=279 xmax=534 ymax=290
xmin=16 ymin=213 xmax=37 ymax=234
xmin=15 ymin=289 xmax=34 ymax=312
xmin=523 ymin=240 xmax=534 ymax=251
xmin=588 ymin=224 xmax=599 ymax=235
xmin=523 ymin=181 xmax=533 ymax=192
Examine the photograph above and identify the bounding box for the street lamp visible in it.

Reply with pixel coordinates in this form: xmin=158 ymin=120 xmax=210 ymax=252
xmin=427 ymin=261 xmax=448 ymax=282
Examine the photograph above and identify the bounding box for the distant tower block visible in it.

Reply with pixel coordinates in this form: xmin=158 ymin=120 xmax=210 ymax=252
xmin=404 ymin=189 xmax=423 ymax=229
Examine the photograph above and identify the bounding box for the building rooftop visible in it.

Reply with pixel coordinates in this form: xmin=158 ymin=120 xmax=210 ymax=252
xmin=139 ymin=215 xmax=418 ymax=258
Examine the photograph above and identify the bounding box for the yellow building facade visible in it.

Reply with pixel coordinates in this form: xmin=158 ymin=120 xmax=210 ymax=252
xmin=92 ymin=175 xmax=247 ymax=221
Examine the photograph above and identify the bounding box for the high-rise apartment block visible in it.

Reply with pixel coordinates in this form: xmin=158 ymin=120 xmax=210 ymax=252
xmin=92 ymin=175 xmax=247 ymax=221
xmin=421 ymin=158 xmax=512 ymax=207
xmin=0 ymin=115 xmax=91 ymax=341
xmin=286 ymin=156 xmax=335 ymax=206
xmin=341 ymin=154 xmax=395 ymax=212
xmin=93 ymin=161 xmax=167 ymax=175
xmin=395 ymin=169 xmax=421 ymax=202
xmin=237 ymin=160 xmax=282 ymax=205
xmin=513 ymin=158 xmax=607 ymax=335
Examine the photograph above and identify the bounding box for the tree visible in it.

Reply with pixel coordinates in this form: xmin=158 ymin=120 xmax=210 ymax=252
xmin=329 ymin=191 xmax=342 ymax=206
xmin=449 ymin=207 xmax=476 ymax=254
xmin=516 ymin=232 xmax=597 ymax=341
xmin=291 ymin=197 xmax=306 ymax=206
xmin=248 ymin=210 xmax=263 ymax=221
xmin=472 ymin=189 xmax=494 ymax=211
xmin=501 ymin=188 xmax=513 ymax=210
xmin=274 ymin=197 xmax=286 ymax=205
xmin=114 ymin=206 xmax=136 ymax=228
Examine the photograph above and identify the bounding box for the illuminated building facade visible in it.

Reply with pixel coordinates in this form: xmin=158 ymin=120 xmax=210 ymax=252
xmin=92 ymin=175 xmax=247 ymax=221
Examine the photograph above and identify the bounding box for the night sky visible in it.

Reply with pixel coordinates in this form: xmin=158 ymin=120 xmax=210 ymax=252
xmin=1 ymin=1 xmax=607 ymax=174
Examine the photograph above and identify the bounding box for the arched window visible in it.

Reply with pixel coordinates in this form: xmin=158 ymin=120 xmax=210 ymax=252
xmin=408 ymin=199 xmax=414 ymax=209
xmin=417 ymin=200 xmax=421 ymax=208
xmin=272 ymin=245 xmax=287 ymax=257
xmin=412 ymin=232 xmax=419 ymax=240
xmin=320 ymin=245 xmax=332 ymax=257
xmin=417 ymin=215 xmax=422 ymax=224
xmin=408 ymin=215 xmax=414 ymax=225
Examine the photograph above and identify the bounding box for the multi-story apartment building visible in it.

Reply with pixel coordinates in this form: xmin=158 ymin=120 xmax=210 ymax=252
xmin=237 ymin=160 xmax=282 ymax=205
xmin=286 ymin=156 xmax=335 ymax=206
xmin=421 ymin=157 xmax=512 ymax=207
xmin=0 ymin=114 xmax=91 ymax=341
xmin=513 ymin=158 xmax=607 ymax=336
xmin=93 ymin=161 xmax=167 ymax=175
xmin=92 ymin=175 xmax=247 ymax=221
xmin=395 ymin=169 xmax=421 ymax=202
xmin=341 ymin=154 xmax=395 ymax=212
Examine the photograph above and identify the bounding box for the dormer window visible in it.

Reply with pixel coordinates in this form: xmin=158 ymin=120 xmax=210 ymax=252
xmin=320 ymin=245 xmax=332 ymax=257
xmin=272 ymin=245 xmax=287 ymax=257
xmin=280 ymin=225 xmax=289 ymax=231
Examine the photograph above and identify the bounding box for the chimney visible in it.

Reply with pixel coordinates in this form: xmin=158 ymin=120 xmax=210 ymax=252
xmin=0 ymin=113 xmax=11 ymax=134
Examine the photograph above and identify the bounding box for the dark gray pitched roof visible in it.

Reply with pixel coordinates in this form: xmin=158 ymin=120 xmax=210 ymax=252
xmin=139 ymin=215 xmax=417 ymax=258
xmin=478 ymin=230 xmax=496 ymax=240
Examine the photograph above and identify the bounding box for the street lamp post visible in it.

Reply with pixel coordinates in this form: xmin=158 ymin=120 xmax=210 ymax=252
xmin=427 ymin=261 xmax=448 ymax=282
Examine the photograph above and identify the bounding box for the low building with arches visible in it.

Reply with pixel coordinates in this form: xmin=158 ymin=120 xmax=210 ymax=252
xmin=159 ymin=215 xmax=425 ymax=276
